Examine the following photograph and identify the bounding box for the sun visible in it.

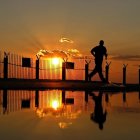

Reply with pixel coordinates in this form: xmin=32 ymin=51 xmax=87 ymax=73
xmin=52 ymin=57 xmax=59 ymax=65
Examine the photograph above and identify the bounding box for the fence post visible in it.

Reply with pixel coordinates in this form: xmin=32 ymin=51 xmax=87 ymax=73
xmin=62 ymin=58 xmax=68 ymax=80
xmin=123 ymin=64 xmax=128 ymax=85
xmin=85 ymin=60 xmax=91 ymax=81
xmin=36 ymin=56 xmax=40 ymax=80
xmin=105 ymin=62 xmax=111 ymax=83
xmin=3 ymin=52 xmax=8 ymax=79
xmin=85 ymin=63 xmax=88 ymax=81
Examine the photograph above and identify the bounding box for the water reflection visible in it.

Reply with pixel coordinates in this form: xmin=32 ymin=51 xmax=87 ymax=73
xmin=122 ymin=91 xmax=128 ymax=107
xmin=89 ymin=91 xmax=107 ymax=130
xmin=2 ymin=90 xmax=7 ymax=114
xmin=0 ymin=90 xmax=140 ymax=129
xmin=0 ymin=90 xmax=35 ymax=114
xmin=139 ymin=91 xmax=140 ymax=102
xmin=0 ymin=89 xmax=140 ymax=140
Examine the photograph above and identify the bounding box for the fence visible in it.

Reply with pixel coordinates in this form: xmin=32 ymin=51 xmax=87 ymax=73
xmin=0 ymin=51 xmax=86 ymax=80
xmin=0 ymin=51 xmax=139 ymax=84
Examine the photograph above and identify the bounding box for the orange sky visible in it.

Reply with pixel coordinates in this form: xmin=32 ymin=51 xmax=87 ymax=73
xmin=0 ymin=1 xmax=140 ymax=56
xmin=0 ymin=0 xmax=139 ymax=83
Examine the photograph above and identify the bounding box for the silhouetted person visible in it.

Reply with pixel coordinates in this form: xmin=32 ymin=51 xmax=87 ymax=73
xmin=90 ymin=91 xmax=107 ymax=130
xmin=89 ymin=40 xmax=107 ymax=82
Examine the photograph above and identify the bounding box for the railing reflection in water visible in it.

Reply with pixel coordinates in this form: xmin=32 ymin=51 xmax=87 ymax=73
xmin=0 ymin=90 xmax=140 ymax=129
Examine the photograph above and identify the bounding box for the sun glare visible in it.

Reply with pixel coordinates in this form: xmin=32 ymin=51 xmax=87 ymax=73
xmin=52 ymin=58 xmax=59 ymax=65
xmin=52 ymin=100 xmax=59 ymax=110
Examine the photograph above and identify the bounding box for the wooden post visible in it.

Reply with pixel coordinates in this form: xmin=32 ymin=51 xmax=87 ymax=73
xmin=123 ymin=64 xmax=128 ymax=85
xmin=35 ymin=90 xmax=39 ymax=108
xmin=36 ymin=57 xmax=40 ymax=80
xmin=105 ymin=62 xmax=111 ymax=83
xmin=123 ymin=67 xmax=126 ymax=85
xmin=85 ymin=60 xmax=91 ymax=81
xmin=85 ymin=63 xmax=89 ymax=81
xmin=4 ymin=52 xmax=8 ymax=79
xmin=62 ymin=58 xmax=68 ymax=80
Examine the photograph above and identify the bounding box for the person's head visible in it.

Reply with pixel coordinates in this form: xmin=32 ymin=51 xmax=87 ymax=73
xmin=99 ymin=40 xmax=104 ymax=46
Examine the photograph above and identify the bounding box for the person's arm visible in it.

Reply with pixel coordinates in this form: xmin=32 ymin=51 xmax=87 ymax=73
xmin=91 ymin=47 xmax=95 ymax=57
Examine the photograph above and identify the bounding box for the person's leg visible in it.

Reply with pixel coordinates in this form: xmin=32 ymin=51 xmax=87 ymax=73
xmin=89 ymin=66 xmax=97 ymax=81
xmin=97 ymin=65 xmax=106 ymax=82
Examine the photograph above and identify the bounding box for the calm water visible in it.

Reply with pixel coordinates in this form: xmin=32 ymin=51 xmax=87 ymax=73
xmin=0 ymin=90 xmax=140 ymax=140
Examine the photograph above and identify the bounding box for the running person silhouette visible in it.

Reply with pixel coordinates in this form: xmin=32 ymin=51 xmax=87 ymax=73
xmin=89 ymin=40 xmax=107 ymax=82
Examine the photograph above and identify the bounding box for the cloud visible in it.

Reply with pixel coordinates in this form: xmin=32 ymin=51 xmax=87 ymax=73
xmin=36 ymin=50 xmax=53 ymax=58
xmin=67 ymin=49 xmax=82 ymax=57
xmin=36 ymin=49 xmax=83 ymax=59
xmin=110 ymin=55 xmax=140 ymax=61
xmin=59 ymin=38 xmax=74 ymax=43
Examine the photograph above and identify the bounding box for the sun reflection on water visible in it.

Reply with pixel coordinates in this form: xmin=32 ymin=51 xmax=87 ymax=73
xmin=35 ymin=100 xmax=81 ymax=129
xmin=52 ymin=100 xmax=59 ymax=110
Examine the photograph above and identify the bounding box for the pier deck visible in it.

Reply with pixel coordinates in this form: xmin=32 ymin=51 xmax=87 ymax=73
xmin=0 ymin=79 xmax=139 ymax=91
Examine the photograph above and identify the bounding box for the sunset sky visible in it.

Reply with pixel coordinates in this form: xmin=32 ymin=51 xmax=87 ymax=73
xmin=0 ymin=0 xmax=140 ymax=59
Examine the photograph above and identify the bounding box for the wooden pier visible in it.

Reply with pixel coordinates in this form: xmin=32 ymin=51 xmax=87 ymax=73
xmin=0 ymin=79 xmax=139 ymax=91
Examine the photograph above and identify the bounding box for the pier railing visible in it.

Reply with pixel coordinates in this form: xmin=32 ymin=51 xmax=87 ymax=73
xmin=0 ymin=51 xmax=139 ymax=84
xmin=0 ymin=51 xmax=87 ymax=80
